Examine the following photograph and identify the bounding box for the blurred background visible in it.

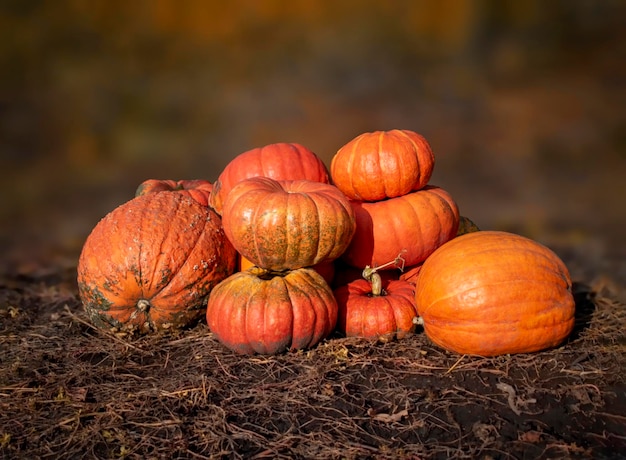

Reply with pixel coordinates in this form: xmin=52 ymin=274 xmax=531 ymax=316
xmin=1 ymin=0 xmax=625 ymax=288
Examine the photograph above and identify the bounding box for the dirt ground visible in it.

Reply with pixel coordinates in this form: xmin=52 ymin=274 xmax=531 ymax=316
xmin=1 ymin=239 xmax=625 ymax=459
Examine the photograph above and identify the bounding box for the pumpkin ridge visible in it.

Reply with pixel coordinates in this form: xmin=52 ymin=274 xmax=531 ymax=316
xmin=153 ymin=214 xmax=211 ymax=301
xmin=284 ymin=273 xmax=316 ymax=347
xmin=312 ymin=191 xmax=339 ymax=262
xmin=148 ymin=199 xmax=207 ymax=301
xmin=302 ymin=190 xmax=323 ymax=265
xmin=397 ymin=130 xmax=423 ymax=187
xmin=142 ymin=194 xmax=183 ymax=299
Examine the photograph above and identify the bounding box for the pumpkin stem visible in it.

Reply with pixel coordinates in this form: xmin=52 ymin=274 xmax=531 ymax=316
xmin=370 ymin=272 xmax=383 ymax=296
xmin=137 ymin=299 xmax=151 ymax=312
xmin=362 ymin=251 xmax=408 ymax=296
xmin=362 ymin=250 xmax=407 ymax=281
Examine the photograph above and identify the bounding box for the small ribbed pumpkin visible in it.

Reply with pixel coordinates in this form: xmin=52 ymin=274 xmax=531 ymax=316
xmin=135 ymin=179 xmax=213 ymax=207
xmin=415 ymin=231 xmax=576 ymax=356
xmin=334 ymin=269 xmax=417 ymax=342
xmin=330 ymin=129 xmax=435 ymax=201
xmin=206 ymin=267 xmax=338 ymax=355
xmin=222 ymin=177 xmax=356 ymax=271
xmin=77 ymin=192 xmax=237 ymax=333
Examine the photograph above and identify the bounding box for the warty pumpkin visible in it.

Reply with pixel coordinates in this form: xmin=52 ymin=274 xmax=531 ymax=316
xmin=414 ymin=231 xmax=576 ymax=356
xmin=206 ymin=267 xmax=338 ymax=355
xmin=210 ymin=142 xmax=330 ymax=214
xmin=334 ymin=268 xmax=418 ymax=342
xmin=222 ymin=177 xmax=356 ymax=271
xmin=135 ymin=179 xmax=213 ymax=207
xmin=330 ymin=129 xmax=435 ymax=201
xmin=341 ymin=185 xmax=459 ymax=270
xmin=77 ymin=192 xmax=237 ymax=333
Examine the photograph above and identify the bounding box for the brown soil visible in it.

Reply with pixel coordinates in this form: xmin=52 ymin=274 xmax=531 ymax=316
xmin=1 ymin=253 xmax=624 ymax=460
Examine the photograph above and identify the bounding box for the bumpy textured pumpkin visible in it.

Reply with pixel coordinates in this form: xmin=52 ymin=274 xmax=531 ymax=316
xmin=415 ymin=231 xmax=576 ymax=356
xmin=330 ymin=129 xmax=435 ymax=201
xmin=206 ymin=267 xmax=338 ymax=354
xmin=342 ymin=185 xmax=459 ymax=270
xmin=210 ymin=142 xmax=330 ymax=214
xmin=335 ymin=272 xmax=417 ymax=341
xmin=222 ymin=177 xmax=356 ymax=271
xmin=77 ymin=192 xmax=237 ymax=333
xmin=135 ymin=179 xmax=213 ymax=207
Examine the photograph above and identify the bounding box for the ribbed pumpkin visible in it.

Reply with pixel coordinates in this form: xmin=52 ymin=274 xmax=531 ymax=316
xmin=222 ymin=177 xmax=356 ymax=271
xmin=135 ymin=179 xmax=213 ymax=207
xmin=415 ymin=231 xmax=576 ymax=356
xmin=341 ymin=185 xmax=459 ymax=270
xmin=77 ymin=192 xmax=237 ymax=333
xmin=210 ymin=142 xmax=330 ymax=214
xmin=206 ymin=267 xmax=338 ymax=355
xmin=335 ymin=271 xmax=417 ymax=342
xmin=330 ymin=129 xmax=435 ymax=201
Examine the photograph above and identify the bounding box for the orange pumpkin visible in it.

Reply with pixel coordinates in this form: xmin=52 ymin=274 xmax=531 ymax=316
xmin=335 ymin=271 xmax=417 ymax=341
xmin=206 ymin=267 xmax=338 ymax=355
xmin=135 ymin=179 xmax=213 ymax=207
xmin=77 ymin=192 xmax=237 ymax=333
xmin=210 ymin=142 xmax=330 ymax=214
xmin=222 ymin=177 xmax=356 ymax=271
xmin=415 ymin=231 xmax=576 ymax=356
xmin=341 ymin=185 xmax=459 ymax=270
xmin=330 ymin=129 xmax=435 ymax=201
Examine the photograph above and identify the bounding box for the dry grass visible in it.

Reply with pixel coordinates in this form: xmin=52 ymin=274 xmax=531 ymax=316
xmin=1 ymin=266 xmax=625 ymax=459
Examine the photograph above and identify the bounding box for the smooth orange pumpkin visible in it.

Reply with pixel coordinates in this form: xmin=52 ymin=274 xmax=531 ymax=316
xmin=210 ymin=142 xmax=330 ymax=214
xmin=135 ymin=179 xmax=213 ymax=207
xmin=341 ymin=185 xmax=459 ymax=270
xmin=415 ymin=231 xmax=576 ymax=356
xmin=330 ymin=129 xmax=435 ymax=201
xmin=335 ymin=271 xmax=417 ymax=341
xmin=222 ymin=177 xmax=356 ymax=271
xmin=206 ymin=267 xmax=338 ymax=355
xmin=77 ymin=192 xmax=237 ymax=333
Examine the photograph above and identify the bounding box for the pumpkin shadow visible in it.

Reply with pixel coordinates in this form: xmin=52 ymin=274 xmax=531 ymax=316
xmin=346 ymin=201 xmax=375 ymax=267
xmin=568 ymin=281 xmax=597 ymax=341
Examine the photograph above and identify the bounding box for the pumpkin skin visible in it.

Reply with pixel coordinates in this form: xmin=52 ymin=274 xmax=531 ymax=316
xmin=335 ymin=277 xmax=418 ymax=341
xmin=330 ymin=129 xmax=435 ymax=201
xmin=210 ymin=142 xmax=330 ymax=214
xmin=206 ymin=267 xmax=338 ymax=355
xmin=77 ymin=192 xmax=237 ymax=333
xmin=222 ymin=177 xmax=356 ymax=271
xmin=399 ymin=263 xmax=423 ymax=285
xmin=135 ymin=179 xmax=213 ymax=207
xmin=414 ymin=231 xmax=576 ymax=356
xmin=239 ymin=254 xmax=335 ymax=286
xmin=341 ymin=185 xmax=459 ymax=270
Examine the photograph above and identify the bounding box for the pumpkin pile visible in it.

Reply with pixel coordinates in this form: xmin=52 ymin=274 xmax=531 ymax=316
xmin=77 ymin=131 xmax=576 ymax=358
xmin=329 ymin=130 xmax=459 ymax=341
